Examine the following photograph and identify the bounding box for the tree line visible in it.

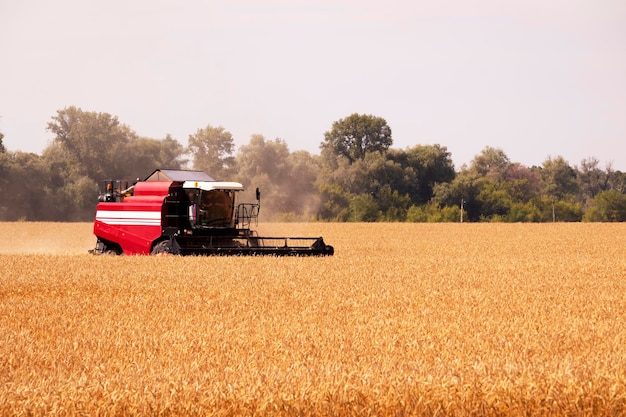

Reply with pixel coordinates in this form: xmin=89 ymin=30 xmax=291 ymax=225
xmin=1 ymin=107 xmax=625 ymax=222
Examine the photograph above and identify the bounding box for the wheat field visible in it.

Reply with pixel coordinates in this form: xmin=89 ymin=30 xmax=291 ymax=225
xmin=0 ymin=222 xmax=625 ymax=416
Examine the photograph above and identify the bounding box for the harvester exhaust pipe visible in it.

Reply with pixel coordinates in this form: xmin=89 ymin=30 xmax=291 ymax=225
xmin=256 ymin=188 xmax=261 ymax=213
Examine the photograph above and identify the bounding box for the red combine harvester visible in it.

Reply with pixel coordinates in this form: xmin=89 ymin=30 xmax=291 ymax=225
xmin=90 ymin=169 xmax=334 ymax=256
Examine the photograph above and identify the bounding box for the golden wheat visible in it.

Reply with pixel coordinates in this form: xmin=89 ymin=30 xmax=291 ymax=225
xmin=0 ymin=222 xmax=625 ymax=415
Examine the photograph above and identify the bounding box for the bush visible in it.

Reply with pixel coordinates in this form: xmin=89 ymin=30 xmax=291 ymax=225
xmin=583 ymin=190 xmax=626 ymax=222
xmin=536 ymin=197 xmax=583 ymax=222
xmin=506 ymin=202 xmax=542 ymax=222
xmin=406 ymin=204 xmax=463 ymax=222
xmin=348 ymin=193 xmax=380 ymax=222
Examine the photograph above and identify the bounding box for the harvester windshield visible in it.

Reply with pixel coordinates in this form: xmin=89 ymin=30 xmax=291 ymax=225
xmin=183 ymin=181 xmax=244 ymax=229
xmin=189 ymin=189 xmax=236 ymax=228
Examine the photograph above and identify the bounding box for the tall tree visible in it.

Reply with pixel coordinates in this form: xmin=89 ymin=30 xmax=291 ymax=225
xmin=187 ymin=125 xmax=236 ymax=180
xmin=540 ymin=156 xmax=579 ymax=221
xmin=158 ymin=134 xmax=187 ymax=169
xmin=576 ymin=157 xmax=611 ymax=207
xmin=40 ymin=142 xmax=100 ymax=221
xmin=235 ymin=136 xmax=321 ymax=220
xmin=502 ymin=163 xmax=541 ymax=203
xmin=122 ymin=135 xmax=185 ymax=180
xmin=469 ymin=146 xmax=511 ymax=182
xmin=611 ymin=170 xmax=625 ymax=194
xmin=0 ymin=152 xmax=53 ymax=220
xmin=237 ymin=135 xmax=290 ymax=183
xmin=541 ymin=156 xmax=579 ymax=201
xmin=47 ymin=106 xmax=136 ymax=180
xmin=432 ymin=168 xmax=482 ymax=221
xmin=392 ymin=144 xmax=456 ymax=204
xmin=321 ymin=113 xmax=392 ymax=163
xmin=236 ymin=135 xmax=292 ymax=219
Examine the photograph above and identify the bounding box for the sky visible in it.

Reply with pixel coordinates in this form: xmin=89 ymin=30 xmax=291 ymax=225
xmin=1 ymin=0 xmax=625 ymax=171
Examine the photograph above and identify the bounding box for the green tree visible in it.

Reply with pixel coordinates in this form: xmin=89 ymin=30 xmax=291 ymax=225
xmin=541 ymin=156 xmax=578 ymax=200
xmin=469 ymin=146 xmax=511 ymax=183
xmin=56 ymin=176 xmax=100 ymax=221
xmin=40 ymin=143 xmax=100 ymax=221
xmin=534 ymin=195 xmax=582 ymax=222
xmin=540 ymin=156 xmax=579 ymax=221
xmin=0 ymin=152 xmax=52 ymax=220
xmin=476 ymin=180 xmax=513 ymax=221
xmin=316 ymin=143 xmax=454 ymax=221
xmin=348 ymin=193 xmax=380 ymax=222
xmin=389 ymin=144 xmax=456 ymax=204
xmin=430 ymin=148 xmax=544 ymax=222
xmin=502 ymin=163 xmax=541 ymax=203
xmin=406 ymin=203 xmax=463 ymax=222
xmin=44 ymin=108 xmax=187 ymax=220
xmin=576 ymin=157 xmax=607 ymax=205
xmin=321 ymin=113 xmax=392 ymax=163
xmin=506 ymin=202 xmax=542 ymax=222
xmin=611 ymin=170 xmax=625 ymax=193
xmin=47 ymin=107 xmax=137 ymax=181
xmin=122 ymin=135 xmax=185 ymax=180
xmin=427 ymin=148 xmax=513 ymax=222
xmin=156 ymin=134 xmax=187 ymax=171
xmin=583 ymin=190 xmax=626 ymax=222
xmin=376 ymin=187 xmax=411 ymax=221
xmin=432 ymin=169 xmax=482 ymax=221
xmin=237 ymin=135 xmax=290 ymax=183
xmin=316 ymin=151 xmax=406 ymax=221
xmin=236 ymin=135 xmax=319 ymax=220
xmin=575 ymin=159 xmax=626 ymax=215
xmin=318 ymin=154 xmax=370 ymax=198
xmin=363 ymin=152 xmax=406 ymax=197
xmin=317 ymin=182 xmax=350 ymax=221
xmin=187 ymin=125 xmax=236 ymax=180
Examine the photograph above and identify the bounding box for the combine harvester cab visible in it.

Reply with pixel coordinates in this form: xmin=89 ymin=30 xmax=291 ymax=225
xmin=90 ymin=169 xmax=334 ymax=256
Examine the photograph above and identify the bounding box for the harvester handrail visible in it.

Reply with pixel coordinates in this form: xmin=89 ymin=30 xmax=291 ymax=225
xmin=236 ymin=203 xmax=259 ymax=229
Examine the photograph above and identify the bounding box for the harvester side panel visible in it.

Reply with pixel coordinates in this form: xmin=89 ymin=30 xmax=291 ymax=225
xmin=94 ymin=197 xmax=165 ymax=254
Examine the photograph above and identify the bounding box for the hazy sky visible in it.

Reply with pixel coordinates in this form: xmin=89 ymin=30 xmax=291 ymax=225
xmin=1 ymin=0 xmax=625 ymax=170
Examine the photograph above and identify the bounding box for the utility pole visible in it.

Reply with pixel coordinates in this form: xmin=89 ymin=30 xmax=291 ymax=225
xmin=460 ymin=198 xmax=464 ymax=223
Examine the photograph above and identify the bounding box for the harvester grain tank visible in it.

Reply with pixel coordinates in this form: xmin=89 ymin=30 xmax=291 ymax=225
xmin=90 ymin=169 xmax=334 ymax=256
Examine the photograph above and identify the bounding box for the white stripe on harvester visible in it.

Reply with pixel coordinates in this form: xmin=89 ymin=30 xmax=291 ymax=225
xmin=96 ymin=210 xmax=161 ymax=226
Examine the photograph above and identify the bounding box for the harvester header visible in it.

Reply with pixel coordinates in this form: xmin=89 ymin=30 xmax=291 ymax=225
xmin=90 ymin=169 xmax=334 ymax=256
